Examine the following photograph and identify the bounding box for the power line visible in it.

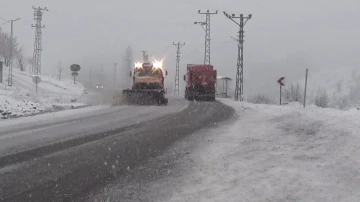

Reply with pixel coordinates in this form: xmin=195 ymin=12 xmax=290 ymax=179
xmin=173 ymin=42 xmax=185 ymax=96
xmin=0 ymin=16 xmax=8 ymax=22
xmin=181 ymin=43 xmax=204 ymax=59
xmin=180 ymin=39 xmax=232 ymax=60
xmin=195 ymin=10 xmax=217 ymax=65
xmin=0 ymin=21 xmax=10 ymax=25
xmin=31 ymin=6 xmax=48 ymax=75
xmin=223 ymin=11 xmax=252 ymax=102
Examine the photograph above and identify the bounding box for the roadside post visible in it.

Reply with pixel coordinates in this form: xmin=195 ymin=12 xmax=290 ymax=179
xmin=70 ymin=64 xmax=81 ymax=84
xmin=32 ymin=75 xmax=41 ymax=94
xmin=303 ymin=69 xmax=308 ymax=108
xmin=277 ymin=77 xmax=285 ymax=105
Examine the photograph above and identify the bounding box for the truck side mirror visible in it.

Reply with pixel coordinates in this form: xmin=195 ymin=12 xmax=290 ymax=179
xmin=183 ymin=75 xmax=186 ymax=81
xmin=129 ymin=71 xmax=132 ymax=77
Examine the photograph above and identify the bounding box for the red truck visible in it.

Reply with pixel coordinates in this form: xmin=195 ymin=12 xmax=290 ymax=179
xmin=183 ymin=64 xmax=217 ymax=101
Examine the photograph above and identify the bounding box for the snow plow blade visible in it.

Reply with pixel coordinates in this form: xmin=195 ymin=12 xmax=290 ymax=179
xmin=120 ymin=89 xmax=168 ymax=105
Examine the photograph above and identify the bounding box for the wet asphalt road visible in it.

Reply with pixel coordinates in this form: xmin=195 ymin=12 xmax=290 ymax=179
xmin=0 ymin=100 xmax=234 ymax=202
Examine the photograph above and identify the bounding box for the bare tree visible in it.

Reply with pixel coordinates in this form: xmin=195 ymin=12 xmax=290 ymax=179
xmin=28 ymin=57 xmax=33 ymax=73
xmin=0 ymin=27 xmax=20 ymax=65
xmin=56 ymin=61 xmax=63 ymax=80
xmin=314 ymin=88 xmax=329 ymax=108
xmin=283 ymin=83 xmax=303 ymax=103
xmin=16 ymin=48 xmax=25 ymax=71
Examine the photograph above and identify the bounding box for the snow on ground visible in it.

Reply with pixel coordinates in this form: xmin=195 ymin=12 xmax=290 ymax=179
xmin=0 ymin=68 xmax=89 ymax=119
xmin=143 ymin=99 xmax=360 ymax=202
xmin=0 ymin=104 xmax=110 ymax=129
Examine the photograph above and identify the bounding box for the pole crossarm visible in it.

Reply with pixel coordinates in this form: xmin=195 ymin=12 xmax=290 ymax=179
xmin=195 ymin=10 xmax=218 ymax=65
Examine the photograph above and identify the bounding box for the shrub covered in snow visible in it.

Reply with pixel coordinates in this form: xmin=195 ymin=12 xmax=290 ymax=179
xmin=283 ymin=83 xmax=303 ymax=103
xmin=314 ymin=88 xmax=329 ymax=108
xmin=249 ymin=94 xmax=275 ymax=105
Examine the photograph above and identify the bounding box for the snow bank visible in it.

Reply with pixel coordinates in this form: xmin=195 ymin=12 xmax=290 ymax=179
xmin=0 ymin=68 xmax=88 ymax=119
xmin=158 ymin=99 xmax=360 ymax=202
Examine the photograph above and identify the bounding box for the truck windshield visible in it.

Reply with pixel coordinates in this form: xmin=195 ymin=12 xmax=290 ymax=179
xmin=135 ymin=68 xmax=163 ymax=78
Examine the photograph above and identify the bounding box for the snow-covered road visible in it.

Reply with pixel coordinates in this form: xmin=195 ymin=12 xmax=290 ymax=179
xmin=0 ymin=97 xmax=188 ymax=162
xmin=0 ymin=99 xmax=234 ymax=201
xmin=91 ymin=99 xmax=360 ymax=202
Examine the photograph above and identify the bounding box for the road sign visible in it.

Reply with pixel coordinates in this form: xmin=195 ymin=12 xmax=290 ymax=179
xmin=32 ymin=76 xmax=41 ymax=84
xmin=33 ymin=75 xmax=41 ymax=94
xmin=278 ymin=77 xmax=285 ymax=105
xmin=277 ymin=77 xmax=285 ymax=86
xmin=71 ymin=72 xmax=79 ymax=77
xmin=70 ymin=64 xmax=81 ymax=72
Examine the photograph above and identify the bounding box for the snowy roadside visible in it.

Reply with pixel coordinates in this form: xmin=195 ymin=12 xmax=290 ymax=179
xmin=0 ymin=69 xmax=90 ymax=119
xmin=162 ymin=99 xmax=360 ymax=202
xmin=102 ymin=99 xmax=360 ymax=202
xmin=0 ymin=104 xmax=110 ymax=129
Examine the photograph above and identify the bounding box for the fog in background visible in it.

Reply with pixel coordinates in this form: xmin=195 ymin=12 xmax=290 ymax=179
xmin=1 ymin=0 xmax=359 ymax=99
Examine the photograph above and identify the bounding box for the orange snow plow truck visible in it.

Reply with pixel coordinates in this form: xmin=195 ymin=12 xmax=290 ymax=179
xmin=183 ymin=64 xmax=217 ymax=101
xmin=117 ymin=51 xmax=168 ymax=105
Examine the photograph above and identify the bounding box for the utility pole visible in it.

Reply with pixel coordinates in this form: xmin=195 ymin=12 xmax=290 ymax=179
xmin=303 ymin=69 xmax=308 ymax=108
xmin=280 ymin=85 xmax=282 ymax=105
xmin=31 ymin=6 xmax=48 ymax=75
xmin=223 ymin=11 xmax=252 ymax=101
xmin=4 ymin=18 xmax=21 ymax=86
xmin=173 ymin=42 xmax=185 ymax=95
xmin=113 ymin=62 xmax=117 ymax=87
xmin=195 ymin=10 xmax=217 ymax=65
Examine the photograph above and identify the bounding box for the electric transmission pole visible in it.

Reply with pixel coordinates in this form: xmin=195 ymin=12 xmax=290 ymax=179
xmin=173 ymin=42 xmax=185 ymax=95
xmin=6 ymin=18 xmax=21 ymax=86
xmin=194 ymin=10 xmax=217 ymax=65
xmin=223 ymin=11 xmax=252 ymax=101
xmin=31 ymin=6 xmax=48 ymax=75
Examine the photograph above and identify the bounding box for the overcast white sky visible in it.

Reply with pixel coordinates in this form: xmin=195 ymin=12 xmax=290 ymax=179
xmin=1 ymin=0 xmax=359 ymax=98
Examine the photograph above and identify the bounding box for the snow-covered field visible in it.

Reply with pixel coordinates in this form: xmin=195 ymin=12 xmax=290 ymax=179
xmin=0 ymin=68 xmax=88 ymax=119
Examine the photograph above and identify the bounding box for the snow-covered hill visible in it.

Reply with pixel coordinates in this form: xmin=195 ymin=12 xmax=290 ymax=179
xmin=299 ymin=66 xmax=360 ymax=109
xmin=0 ymin=68 xmax=88 ymax=119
